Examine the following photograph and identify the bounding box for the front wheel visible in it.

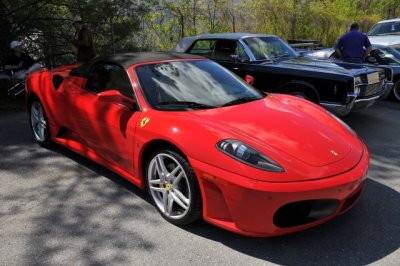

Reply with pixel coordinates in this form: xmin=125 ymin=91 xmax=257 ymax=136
xmin=282 ymin=87 xmax=319 ymax=104
xmin=393 ymin=79 xmax=400 ymax=102
xmin=29 ymin=100 xmax=52 ymax=147
xmin=290 ymin=91 xmax=310 ymax=100
xmin=145 ymin=149 xmax=202 ymax=225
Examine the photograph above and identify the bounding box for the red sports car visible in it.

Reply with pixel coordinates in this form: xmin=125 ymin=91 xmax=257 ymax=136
xmin=26 ymin=52 xmax=369 ymax=237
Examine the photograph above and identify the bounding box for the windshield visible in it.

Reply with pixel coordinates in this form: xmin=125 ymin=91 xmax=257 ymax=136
xmin=368 ymin=21 xmax=400 ymax=35
xmin=135 ymin=60 xmax=263 ymax=110
xmin=374 ymin=46 xmax=400 ymax=64
xmin=243 ymin=37 xmax=297 ymax=61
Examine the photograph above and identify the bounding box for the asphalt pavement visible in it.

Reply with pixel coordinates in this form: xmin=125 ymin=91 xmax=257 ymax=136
xmin=0 ymin=100 xmax=399 ymax=265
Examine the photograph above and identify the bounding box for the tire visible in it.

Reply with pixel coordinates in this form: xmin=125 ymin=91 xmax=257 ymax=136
xmin=392 ymin=79 xmax=400 ymax=102
xmin=29 ymin=100 xmax=52 ymax=147
xmin=281 ymin=86 xmax=319 ymax=104
xmin=145 ymin=149 xmax=202 ymax=225
xmin=290 ymin=91 xmax=311 ymax=100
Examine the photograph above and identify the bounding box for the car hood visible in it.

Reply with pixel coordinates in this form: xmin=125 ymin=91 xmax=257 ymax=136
xmin=189 ymin=95 xmax=360 ymax=169
xmin=266 ymin=57 xmax=378 ymax=76
xmin=368 ymin=35 xmax=400 ymax=46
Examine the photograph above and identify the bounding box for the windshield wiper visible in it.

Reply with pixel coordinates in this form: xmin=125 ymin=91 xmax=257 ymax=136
xmin=157 ymin=101 xmax=214 ymax=109
xmin=221 ymin=97 xmax=260 ymax=107
xmin=273 ymin=54 xmax=292 ymax=60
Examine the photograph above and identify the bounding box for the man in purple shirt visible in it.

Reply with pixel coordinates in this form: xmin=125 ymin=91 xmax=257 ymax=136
xmin=335 ymin=22 xmax=372 ymax=63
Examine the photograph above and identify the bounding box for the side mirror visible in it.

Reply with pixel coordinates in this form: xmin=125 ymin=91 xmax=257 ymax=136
xmin=367 ymin=56 xmax=377 ymax=64
xmin=245 ymin=75 xmax=254 ymax=85
xmin=98 ymin=90 xmax=135 ymax=109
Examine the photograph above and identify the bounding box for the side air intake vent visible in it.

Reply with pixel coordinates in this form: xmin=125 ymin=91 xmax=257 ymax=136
xmin=52 ymin=75 xmax=64 ymax=90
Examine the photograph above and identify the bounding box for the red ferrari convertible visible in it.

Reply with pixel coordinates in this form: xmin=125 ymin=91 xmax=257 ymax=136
xmin=26 ymin=52 xmax=369 ymax=237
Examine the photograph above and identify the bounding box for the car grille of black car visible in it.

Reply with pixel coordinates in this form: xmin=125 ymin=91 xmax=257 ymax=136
xmin=363 ymin=80 xmax=384 ymax=97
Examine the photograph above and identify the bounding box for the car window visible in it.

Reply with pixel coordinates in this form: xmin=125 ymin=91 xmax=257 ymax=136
xmin=105 ymin=66 xmax=134 ymax=99
xmin=86 ymin=63 xmax=110 ymax=93
xmin=213 ymin=40 xmax=250 ymax=62
xmin=86 ymin=63 xmax=133 ymax=99
xmin=368 ymin=21 xmax=400 ymax=35
xmin=187 ymin=40 xmax=216 ymax=58
xmin=214 ymin=40 xmax=237 ymax=61
xmin=372 ymin=47 xmax=400 ymax=65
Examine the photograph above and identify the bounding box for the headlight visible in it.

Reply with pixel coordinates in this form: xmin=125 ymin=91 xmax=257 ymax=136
xmin=353 ymin=77 xmax=361 ymax=95
xmin=216 ymin=139 xmax=284 ymax=172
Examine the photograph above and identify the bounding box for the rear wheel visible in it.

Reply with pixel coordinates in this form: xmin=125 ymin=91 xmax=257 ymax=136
xmin=145 ymin=149 xmax=202 ymax=225
xmin=29 ymin=100 xmax=52 ymax=147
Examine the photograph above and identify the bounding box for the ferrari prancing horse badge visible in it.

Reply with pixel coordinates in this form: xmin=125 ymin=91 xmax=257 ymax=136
xmin=141 ymin=117 xmax=150 ymax=128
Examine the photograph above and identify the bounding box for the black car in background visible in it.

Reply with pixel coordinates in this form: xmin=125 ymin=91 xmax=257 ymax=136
xmin=303 ymin=44 xmax=400 ymax=102
xmin=172 ymin=33 xmax=391 ymax=116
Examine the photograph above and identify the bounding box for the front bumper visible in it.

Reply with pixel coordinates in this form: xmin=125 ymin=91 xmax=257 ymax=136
xmin=320 ymin=81 xmax=392 ymax=116
xmin=189 ymin=145 xmax=369 ymax=237
xmin=380 ymin=81 xmax=394 ymax=99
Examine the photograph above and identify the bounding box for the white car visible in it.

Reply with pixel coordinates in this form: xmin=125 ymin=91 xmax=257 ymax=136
xmin=368 ymin=18 xmax=400 ymax=50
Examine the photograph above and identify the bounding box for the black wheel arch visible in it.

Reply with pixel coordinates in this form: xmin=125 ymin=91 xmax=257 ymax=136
xmin=276 ymin=81 xmax=320 ymax=103
xmin=26 ymin=93 xmax=40 ymax=110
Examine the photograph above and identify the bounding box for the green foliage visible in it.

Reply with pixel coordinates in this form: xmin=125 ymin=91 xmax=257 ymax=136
xmin=1 ymin=0 xmax=400 ymax=67
xmin=1 ymin=0 xmax=143 ymax=67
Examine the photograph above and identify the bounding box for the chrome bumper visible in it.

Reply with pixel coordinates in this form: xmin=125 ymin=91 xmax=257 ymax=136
xmin=380 ymin=81 xmax=394 ymax=100
xmin=320 ymin=81 xmax=391 ymax=116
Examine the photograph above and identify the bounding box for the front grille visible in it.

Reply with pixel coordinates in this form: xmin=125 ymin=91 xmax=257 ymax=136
xmin=364 ymin=81 xmax=383 ymax=97
xmin=273 ymin=199 xmax=339 ymax=228
xmin=357 ymin=71 xmax=385 ymax=97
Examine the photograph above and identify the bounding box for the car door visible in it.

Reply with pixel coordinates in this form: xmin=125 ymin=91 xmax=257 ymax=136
xmin=63 ymin=63 xmax=140 ymax=173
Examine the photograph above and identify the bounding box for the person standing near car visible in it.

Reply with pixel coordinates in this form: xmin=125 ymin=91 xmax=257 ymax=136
xmin=70 ymin=15 xmax=96 ymax=63
xmin=335 ymin=22 xmax=372 ymax=63
xmin=4 ymin=40 xmax=41 ymax=80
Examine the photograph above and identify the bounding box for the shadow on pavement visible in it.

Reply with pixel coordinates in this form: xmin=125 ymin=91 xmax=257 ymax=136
xmin=0 ymin=113 xmax=158 ymax=264
xmin=182 ymin=178 xmax=400 ymax=265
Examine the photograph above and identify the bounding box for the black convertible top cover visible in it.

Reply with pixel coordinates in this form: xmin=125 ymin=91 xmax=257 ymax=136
xmin=69 ymin=52 xmax=205 ymax=77
xmin=94 ymin=52 xmax=205 ymax=69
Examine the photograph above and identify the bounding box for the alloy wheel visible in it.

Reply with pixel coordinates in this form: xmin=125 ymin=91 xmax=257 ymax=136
xmin=147 ymin=152 xmax=192 ymax=220
xmin=30 ymin=101 xmax=47 ymax=142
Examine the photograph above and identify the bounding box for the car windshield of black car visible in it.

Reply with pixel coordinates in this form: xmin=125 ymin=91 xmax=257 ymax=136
xmin=135 ymin=60 xmax=263 ymax=111
xmin=243 ymin=37 xmax=297 ymax=61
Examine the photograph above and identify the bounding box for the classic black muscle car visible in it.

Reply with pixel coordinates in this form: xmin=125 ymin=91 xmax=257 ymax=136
xmin=172 ymin=33 xmax=390 ymax=116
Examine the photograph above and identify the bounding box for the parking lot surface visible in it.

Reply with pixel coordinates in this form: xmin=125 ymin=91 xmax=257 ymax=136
xmin=0 ymin=100 xmax=399 ymax=265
